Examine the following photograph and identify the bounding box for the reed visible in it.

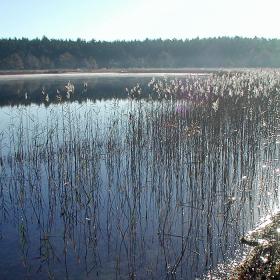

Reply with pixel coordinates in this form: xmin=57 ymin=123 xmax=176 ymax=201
xmin=1 ymin=70 xmax=280 ymax=279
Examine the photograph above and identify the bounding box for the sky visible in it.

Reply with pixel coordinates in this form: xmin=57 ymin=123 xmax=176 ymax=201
xmin=1 ymin=0 xmax=280 ymax=41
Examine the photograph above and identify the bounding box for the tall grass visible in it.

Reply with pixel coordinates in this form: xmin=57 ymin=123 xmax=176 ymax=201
xmin=0 ymin=71 xmax=280 ymax=279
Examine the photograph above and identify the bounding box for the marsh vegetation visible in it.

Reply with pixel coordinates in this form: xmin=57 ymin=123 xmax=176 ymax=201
xmin=0 ymin=71 xmax=280 ymax=279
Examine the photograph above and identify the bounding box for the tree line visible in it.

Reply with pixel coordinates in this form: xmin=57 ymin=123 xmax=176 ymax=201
xmin=1 ymin=36 xmax=280 ymax=70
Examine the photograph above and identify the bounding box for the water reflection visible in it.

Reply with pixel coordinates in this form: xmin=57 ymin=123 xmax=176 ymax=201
xmin=0 ymin=75 xmax=280 ymax=279
xmin=0 ymin=76 xmax=152 ymax=107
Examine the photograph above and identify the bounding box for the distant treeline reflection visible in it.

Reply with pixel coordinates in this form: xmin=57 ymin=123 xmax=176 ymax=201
xmin=0 ymin=77 xmax=141 ymax=106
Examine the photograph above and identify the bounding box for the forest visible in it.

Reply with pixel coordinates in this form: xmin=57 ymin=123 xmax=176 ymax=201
xmin=1 ymin=36 xmax=280 ymax=70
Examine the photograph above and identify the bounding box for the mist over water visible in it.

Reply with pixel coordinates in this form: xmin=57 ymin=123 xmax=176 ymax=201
xmin=0 ymin=73 xmax=280 ymax=279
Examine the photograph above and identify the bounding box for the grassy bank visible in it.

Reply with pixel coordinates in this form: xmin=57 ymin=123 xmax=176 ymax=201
xmin=233 ymin=211 xmax=280 ymax=279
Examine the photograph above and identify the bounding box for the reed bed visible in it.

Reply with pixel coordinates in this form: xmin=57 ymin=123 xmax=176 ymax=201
xmin=0 ymin=70 xmax=280 ymax=279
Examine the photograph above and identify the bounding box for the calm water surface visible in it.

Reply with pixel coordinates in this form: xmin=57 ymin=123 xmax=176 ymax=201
xmin=0 ymin=74 xmax=279 ymax=279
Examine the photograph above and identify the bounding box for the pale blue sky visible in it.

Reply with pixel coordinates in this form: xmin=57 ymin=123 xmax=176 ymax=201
xmin=1 ymin=0 xmax=280 ymax=41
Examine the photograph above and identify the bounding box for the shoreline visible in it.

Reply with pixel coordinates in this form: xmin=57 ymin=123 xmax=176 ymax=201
xmin=234 ymin=211 xmax=280 ymax=278
xmin=0 ymin=68 xmax=218 ymax=81
xmin=205 ymin=211 xmax=280 ymax=279
xmin=0 ymin=68 xmax=225 ymax=76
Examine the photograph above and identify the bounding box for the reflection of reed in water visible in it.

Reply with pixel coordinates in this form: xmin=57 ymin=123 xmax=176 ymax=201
xmin=1 ymin=72 xmax=280 ymax=279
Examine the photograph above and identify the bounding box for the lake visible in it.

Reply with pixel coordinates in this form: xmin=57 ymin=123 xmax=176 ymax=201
xmin=0 ymin=71 xmax=280 ymax=279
